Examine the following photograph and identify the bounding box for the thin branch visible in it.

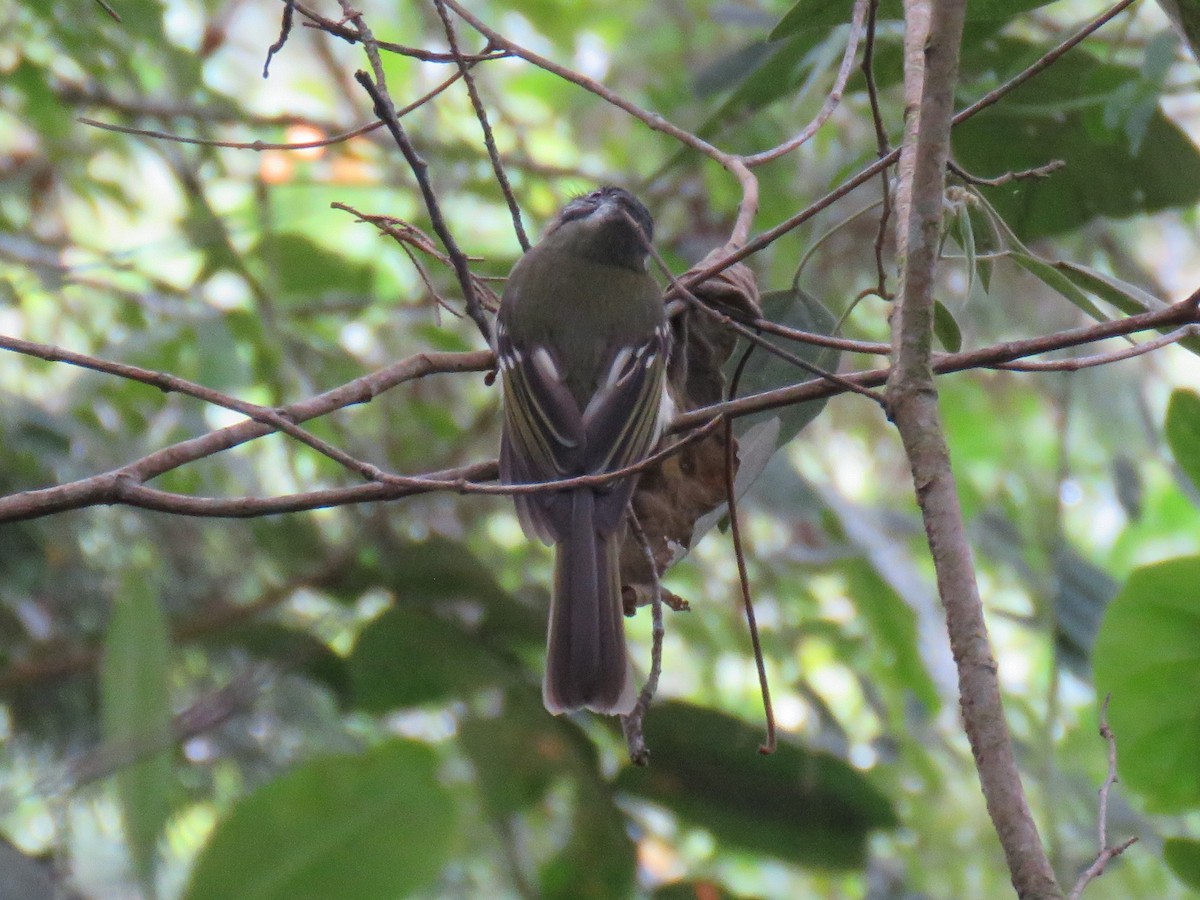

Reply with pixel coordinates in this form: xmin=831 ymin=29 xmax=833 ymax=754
xmin=1068 ymin=695 xmax=1138 ymax=899
xmin=948 ymin=158 xmax=1066 ymax=188
xmin=79 ymin=116 xmax=383 ymax=151
xmin=434 ymin=0 xmax=761 ymax=247
xmin=350 ymin=58 xmax=493 ymax=344
xmin=0 ymin=333 xmax=390 ymax=482
xmin=743 ymin=0 xmax=870 ymax=166
xmin=291 ymin=1 xmax=508 ymax=63
xmin=432 ymin=0 xmax=529 ymax=251
xmin=643 ymin=237 xmax=885 ymax=406
xmin=724 ymin=342 xmax=775 ymax=754
xmin=620 ymin=511 xmax=665 ymax=766
xmin=262 ymin=0 xmax=295 ymax=78
xmin=994 ymin=326 xmax=1197 ymax=371
xmin=673 ymin=294 xmax=1200 ymax=429
xmin=93 ymin=0 xmax=121 ymax=22
xmin=2 ymin=298 xmax=1196 ymax=524
xmin=0 ymin=348 xmax=495 ymax=523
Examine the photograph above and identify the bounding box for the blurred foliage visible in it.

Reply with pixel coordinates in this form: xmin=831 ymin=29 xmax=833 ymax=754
xmin=2 ymin=0 xmax=1200 ymax=898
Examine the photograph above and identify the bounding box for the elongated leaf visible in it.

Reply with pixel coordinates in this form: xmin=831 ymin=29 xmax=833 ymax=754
xmin=726 ymin=287 xmax=841 ymax=447
xmin=933 ymin=300 xmax=963 ymax=353
xmin=349 ymin=607 xmax=515 ymax=710
xmin=185 ymin=741 xmax=457 ymax=900
xmin=616 ymin=702 xmax=896 ymax=869
xmin=101 ymin=580 xmax=173 ymax=895
xmin=1011 ymin=252 xmax=1108 ymax=322
xmin=1094 ymin=557 xmax=1200 ymax=812
xmin=1166 ymin=390 xmax=1200 ymax=493
xmin=1055 ymin=262 xmax=1200 ymax=357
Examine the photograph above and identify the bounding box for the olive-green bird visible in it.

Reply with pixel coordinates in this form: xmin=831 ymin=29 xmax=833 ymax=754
xmin=497 ymin=186 xmax=671 ymax=714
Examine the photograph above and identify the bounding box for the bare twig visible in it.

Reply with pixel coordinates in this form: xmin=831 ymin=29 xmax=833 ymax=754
xmin=291 ymin=1 xmax=507 ymax=63
xmin=351 ymin=62 xmax=493 ymax=344
xmin=995 ymin=326 xmax=1198 ymax=371
xmin=1067 ymin=695 xmax=1138 ymax=900
xmin=432 ymin=0 xmax=529 ymax=251
xmin=673 ymin=295 xmax=1200 ymax=429
xmin=262 ymin=0 xmax=296 ymax=78
xmin=670 ymin=0 xmax=1144 ymax=300
xmin=863 ymin=0 xmax=896 ymax=302
xmin=724 ymin=342 xmax=776 ymax=754
xmin=0 ymin=333 xmax=390 ymax=482
xmin=79 ymin=116 xmax=384 ymax=151
xmin=0 ymin=348 xmax=495 ymax=523
xmin=743 ymin=0 xmax=870 ymax=166
xmin=620 ymin=511 xmax=666 ymax=766
xmin=434 ymin=0 xmax=760 ymax=247
xmin=948 ymin=158 xmax=1066 ymax=188
xmin=641 ymin=236 xmax=885 ymax=405
xmin=93 ymin=0 xmax=121 ymax=22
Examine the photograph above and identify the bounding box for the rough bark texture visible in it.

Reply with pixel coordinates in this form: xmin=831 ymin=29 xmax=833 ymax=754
xmin=887 ymin=0 xmax=1064 ymax=897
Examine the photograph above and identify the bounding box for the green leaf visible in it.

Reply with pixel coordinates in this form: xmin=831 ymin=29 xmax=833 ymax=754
xmin=1052 ymin=545 xmax=1117 ymax=676
xmin=1094 ymin=557 xmax=1200 ymax=812
xmin=101 ymin=578 xmax=173 ymax=895
xmin=770 ymin=0 xmax=1055 ymax=39
xmin=1166 ymin=390 xmax=1200 ymax=493
xmin=616 ymin=702 xmax=897 ymax=869
xmin=1052 ymin=262 xmax=1200 ymax=356
xmin=1164 ymin=837 xmax=1200 ymax=890
xmin=185 ymin=741 xmax=457 ymax=900
xmin=460 ymin=696 xmax=636 ymax=900
xmin=954 ymin=198 xmax=978 ymax=297
xmin=726 ymin=287 xmax=840 ymax=448
xmin=256 ymin=234 xmax=374 ymax=304
xmin=932 ymin=300 xmax=962 ymax=352
xmin=200 ymin=623 xmax=351 ymax=704
xmin=1010 ymin=252 xmax=1108 ymax=322
xmin=349 ymin=607 xmax=515 ymax=710
xmin=843 ymin=560 xmax=941 ymax=712
xmin=953 ymin=41 xmax=1200 ymax=238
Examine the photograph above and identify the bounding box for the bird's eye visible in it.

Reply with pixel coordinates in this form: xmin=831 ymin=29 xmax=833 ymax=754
xmin=588 ymin=190 xmax=603 ymax=201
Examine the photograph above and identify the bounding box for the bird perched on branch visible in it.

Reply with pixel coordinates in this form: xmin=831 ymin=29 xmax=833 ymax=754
xmin=497 ymin=186 xmax=671 ymax=715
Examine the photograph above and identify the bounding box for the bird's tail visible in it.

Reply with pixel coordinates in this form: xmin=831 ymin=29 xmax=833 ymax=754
xmin=543 ymin=489 xmax=637 ymax=715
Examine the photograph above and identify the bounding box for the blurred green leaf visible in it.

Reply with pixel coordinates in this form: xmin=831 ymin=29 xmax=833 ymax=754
xmin=933 ymin=300 xmax=962 ymax=353
xmin=1011 ymin=252 xmax=1108 ymax=321
xmin=460 ymin=695 xmax=636 ymax=900
xmin=101 ymin=578 xmax=173 ymax=894
xmin=185 ymin=740 xmax=457 ymax=900
xmin=201 ymin=623 xmax=351 ymax=704
xmin=843 ymin=560 xmax=940 ymax=711
xmin=1164 ymin=837 xmax=1200 ymax=890
xmin=1052 ymin=545 xmax=1117 ymax=677
xmin=652 ymin=882 xmax=744 ymax=900
xmin=257 ymin=234 xmax=374 ymax=303
xmin=349 ymin=607 xmax=516 ymax=710
xmin=1166 ymin=390 xmax=1200 ymax=493
xmin=617 ymin=701 xmax=896 ymax=869
xmin=726 ymin=288 xmax=840 ymax=447
xmin=771 ymin=0 xmax=1059 ymax=38
xmin=954 ymin=41 xmax=1200 ymax=238
xmin=1094 ymin=557 xmax=1200 ymax=812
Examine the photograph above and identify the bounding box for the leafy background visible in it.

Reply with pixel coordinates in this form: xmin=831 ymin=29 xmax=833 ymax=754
xmin=2 ymin=0 xmax=1200 ymax=897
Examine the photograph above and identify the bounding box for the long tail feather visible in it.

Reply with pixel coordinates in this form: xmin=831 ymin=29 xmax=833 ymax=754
xmin=543 ymin=489 xmax=636 ymax=715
